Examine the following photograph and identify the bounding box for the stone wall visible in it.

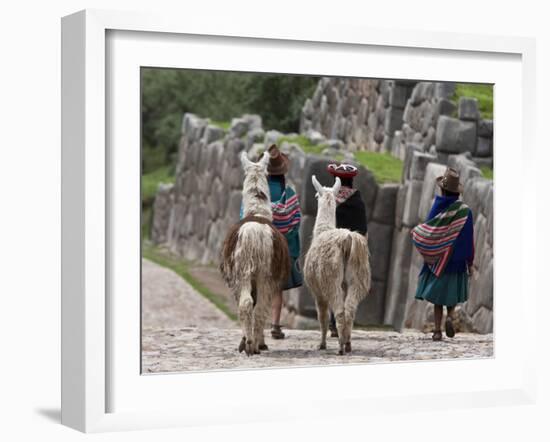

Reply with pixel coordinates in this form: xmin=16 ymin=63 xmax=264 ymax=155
xmin=300 ymin=78 xmax=417 ymax=153
xmin=151 ymin=78 xmax=494 ymax=333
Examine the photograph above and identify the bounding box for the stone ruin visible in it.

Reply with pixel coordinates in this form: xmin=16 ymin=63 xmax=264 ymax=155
xmin=150 ymin=78 xmax=494 ymax=334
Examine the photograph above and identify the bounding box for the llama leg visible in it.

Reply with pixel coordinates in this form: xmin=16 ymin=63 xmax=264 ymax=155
xmin=343 ymin=286 xmax=361 ymax=354
xmin=332 ymin=287 xmax=346 ymax=355
xmin=315 ymin=298 xmax=329 ymax=350
xmin=238 ymin=281 xmax=254 ymax=356
xmin=252 ymin=281 xmax=272 ymax=354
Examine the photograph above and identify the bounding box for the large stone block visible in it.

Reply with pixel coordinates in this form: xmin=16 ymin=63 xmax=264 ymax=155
xmin=402 ymin=142 xmax=424 ymax=182
xmin=352 ymin=166 xmax=378 ymax=218
xmin=436 ymin=98 xmax=456 ymax=117
xmin=484 ymin=186 xmax=494 ymax=246
xmin=478 ymin=119 xmax=493 ymax=138
xmin=368 ymin=222 xmax=394 ymax=281
xmin=203 ymin=125 xmax=225 ymax=145
xmin=435 ymin=82 xmax=456 ymax=99
xmin=305 ymin=129 xmax=326 ymax=145
xmin=394 ymin=183 xmax=408 ymax=228
xmin=301 ymin=157 xmax=335 ymax=216
xmin=410 ymin=82 xmax=435 ymax=105
xmin=447 ymin=154 xmax=483 ymax=183
xmin=229 ymin=117 xmax=249 ymax=138
xmin=402 ymin=179 xmax=424 ymax=227
xmin=389 ymin=84 xmax=409 ymax=109
xmin=355 ymin=280 xmax=387 ymax=325
xmin=383 ymin=227 xmax=413 ymax=330
xmin=458 ymin=97 xmax=480 ymax=121
xmin=264 ymin=130 xmax=283 ymax=148
xmin=384 ymin=107 xmax=404 ymax=135
xmin=410 ymin=151 xmax=437 ymax=181
xmin=246 ymin=127 xmax=265 ymax=150
xmin=435 ymin=116 xmax=477 ymax=154
xmin=151 ymin=183 xmax=174 ymax=244
xmin=417 ymin=163 xmax=447 ymax=221
xmin=476 ymin=137 xmax=493 ymax=157
xmin=471 ymin=306 xmax=493 ymax=334
xmin=473 ymin=214 xmax=488 ymax=269
xmin=299 ymin=214 xmax=316 ymax=257
xmin=463 ymin=177 xmax=492 ymax=221
xmin=372 ymin=184 xmax=399 ymax=224
xmin=242 ymin=114 xmax=262 ymax=130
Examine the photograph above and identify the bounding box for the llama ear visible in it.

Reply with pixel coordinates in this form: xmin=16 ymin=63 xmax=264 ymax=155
xmin=240 ymin=151 xmax=252 ymax=170
xmin=332 ymin=177 xmax=341 ymax=196
xmin=312 ymin=175 xmax=324 ymax=194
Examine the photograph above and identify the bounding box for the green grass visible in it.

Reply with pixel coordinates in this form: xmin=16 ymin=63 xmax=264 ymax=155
xmin=452 ymin=83 xmax=493 ymax=119
xmin=480 ymin=166 xmax=493 ymax=180
xmin=354 ymin=151 xmax=404 ymax=184
xmin=142 ymin=165 xmax=175 ymax=204
xmin=210 ymin=120 xmax=231 ymax=130
xmin=278 ymin=134 xmax=328 ymax=155
xmin=143 ymin=245 xmax=237 ymax=322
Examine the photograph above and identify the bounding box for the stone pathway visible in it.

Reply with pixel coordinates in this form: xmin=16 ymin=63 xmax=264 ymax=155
xmin=142 ymin=259 xmax=235 ymax=330
xmin=141 ymin=258 xmax=493 ymax=374
xmin=142 ymin=328 xmax=494 ymax=373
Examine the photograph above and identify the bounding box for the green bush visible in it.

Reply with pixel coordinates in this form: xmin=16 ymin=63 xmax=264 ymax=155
xmin=141 ymin=68 xmax=319 ymax=174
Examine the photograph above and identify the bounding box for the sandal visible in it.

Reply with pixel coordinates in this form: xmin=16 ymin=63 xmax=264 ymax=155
xmin=271 ymin=324 xmax=285 ymax=339
xmin=432 ymin=330 xmax=443 ymax=341
xmin=445 ymin=317 xmax=455 ymax=338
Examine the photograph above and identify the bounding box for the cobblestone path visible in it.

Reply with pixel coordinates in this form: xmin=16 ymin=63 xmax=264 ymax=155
xmin=141 ymin=259 xmax=493 ymax=373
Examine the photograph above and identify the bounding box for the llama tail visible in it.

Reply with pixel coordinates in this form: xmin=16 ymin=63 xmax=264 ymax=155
xmin=345 ymin=232 xmax=372 ymax=296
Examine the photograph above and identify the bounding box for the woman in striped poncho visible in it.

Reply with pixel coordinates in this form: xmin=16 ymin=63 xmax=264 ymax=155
xmin=411 ymin=168 xmax=474 ymax=341
xmin=240 ymin=145 xmax=303 ymax=339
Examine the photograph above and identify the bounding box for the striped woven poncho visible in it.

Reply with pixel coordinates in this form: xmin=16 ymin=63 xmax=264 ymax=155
xmin=270 ymin=186 xmax=301 ymax=234
xmin=411 ymin=201 xmax=470 ymax=277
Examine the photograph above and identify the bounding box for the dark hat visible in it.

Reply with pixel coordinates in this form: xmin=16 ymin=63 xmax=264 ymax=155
xmin=327 ymin=163 xmax=358 ymax=179
xmin=267 ymin=144 xmax=289 ymax=175
xmin=436 ymin=167 xmax=463 ymax=194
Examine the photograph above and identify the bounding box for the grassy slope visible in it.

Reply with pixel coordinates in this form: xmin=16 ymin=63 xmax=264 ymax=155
xmin=279 ymin=135 xmax=403 ymax=184
xmin=452 ymin=83 xmax=494 ymax=120
xmin=354 ymin=151 xmax=403 ymax=184
xmin=143 ymin=245 xmax=237 ymax=322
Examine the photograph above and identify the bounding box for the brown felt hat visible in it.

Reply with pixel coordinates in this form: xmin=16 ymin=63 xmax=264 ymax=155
xmin=267 ymin=144 xmax=289 ymax=175
xmin=436 ymin=167 xmax=463 ymax=194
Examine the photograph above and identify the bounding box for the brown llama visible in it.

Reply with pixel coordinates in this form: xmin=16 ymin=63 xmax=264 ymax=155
xmin=220 ymin=151 xmax=290 ymax=356
xmin=304 ymin=175 xmax=371 ymax=355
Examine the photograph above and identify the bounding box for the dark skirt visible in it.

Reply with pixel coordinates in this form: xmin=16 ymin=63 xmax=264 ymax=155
xmin=283 ymin=256 xmax=303 ymax=290
xmin=415 ymin=271 xmax=469 ymax=306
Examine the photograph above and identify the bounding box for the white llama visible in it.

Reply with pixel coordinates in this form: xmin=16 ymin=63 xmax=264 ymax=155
xmin=220 ymin=151 xmax=290 ymax=356
xmin=304 ymin=175 xmax=371 ymax=355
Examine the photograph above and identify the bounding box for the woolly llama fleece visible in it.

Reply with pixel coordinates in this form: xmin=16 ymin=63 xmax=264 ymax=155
xmin=219 ymin=151 xmax=290 ymax=356
xmin=304 ymin=176 xmax=372 ymax=355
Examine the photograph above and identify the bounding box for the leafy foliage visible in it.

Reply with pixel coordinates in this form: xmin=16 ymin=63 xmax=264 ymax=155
xmin=141 ymin=68 xmax=319 ymax=173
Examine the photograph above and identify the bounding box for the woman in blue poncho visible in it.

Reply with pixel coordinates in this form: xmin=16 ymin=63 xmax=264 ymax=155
xmin=412 ymin=168 xmax=475 ymax=341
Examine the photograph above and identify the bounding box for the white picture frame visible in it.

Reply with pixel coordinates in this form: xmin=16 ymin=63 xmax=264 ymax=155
xmin=61 ymin=9 xmax=537 ymax=433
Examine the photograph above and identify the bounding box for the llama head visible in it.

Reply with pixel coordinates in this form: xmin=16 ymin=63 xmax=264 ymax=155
xmin=312 ymin=175 xmax=341 ymax=206
xmin=240 ymin=151 xmax=272 ymax=220
xmin=311 ymin=175 xmax=340 ymax=233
